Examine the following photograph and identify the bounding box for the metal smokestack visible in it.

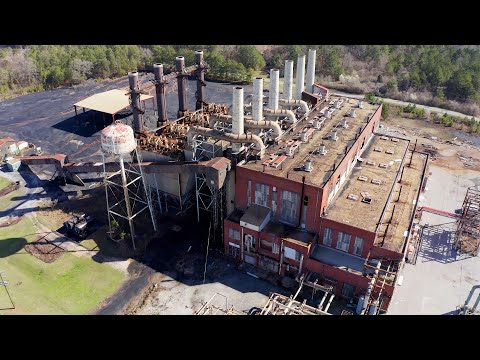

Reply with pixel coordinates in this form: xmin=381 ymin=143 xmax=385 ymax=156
xmin=284 ymin=60 xmax=294 ymax=100
xmin=306 ymin=49 xmax=317 ymax=93
xmin=295 ymin=54 xmax=306 ymax=100
xmin=195 ymin=50 xmax=205 ymax=110
xmin=252 ymin=77 xmax=264 ymax=121
xmin=269 ymin=69 xmax=279 ymax=110
xmin=232 ymin=86 xmax=244 ymax=152
xmin=153 ymin=63 xmax=167 ymax=125
xmin=176 ymin=56 xmax=187 ymax=117
xmin=128 ymin=71 xmax=143 ymax=132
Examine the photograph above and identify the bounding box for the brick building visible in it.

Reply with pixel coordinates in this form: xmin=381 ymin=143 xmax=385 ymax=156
xmin=224 ymin=95 xmax=428 ymax=313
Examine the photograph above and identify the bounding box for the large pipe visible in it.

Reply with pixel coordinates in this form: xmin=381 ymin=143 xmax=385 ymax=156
xmin=252 ymin=77 xmax=264 ymax=121
xmin=284 ymin=60 xmax=294 ymax=100
xmin=264 ymin=108 xmax=297 ymax=124
xmin=306 ymin=49 xmax=317 ymax=93
xmin=278 ymin=98 xmax=309 ymax=113
xmin=209 ymin=114 xmax=282 ymax=139
xmin=295 ymin=54 xmax=306 ymax=100
xmin=176 ymin=56 xmax=188 ymax=117
xmin=153 ymin=63 xmax=167 ymax=125
xmin=232 ymin=86 xmax=245 ymax=152
xmin=195 ymin=50 xmax=205 ymax=110
xmin=128 ymin=71 xmax=143 ymax=132
xmin=188 ymin=126 xmax=265 ymax=157
xmin=268 ymin=69 xmax=280 ymax=110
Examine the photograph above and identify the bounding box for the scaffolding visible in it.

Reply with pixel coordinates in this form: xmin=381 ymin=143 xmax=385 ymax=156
xmin=195 ymin=293 xmax=243 ymax=315
xmin=455 ymin=186 xmax=480 ymax=256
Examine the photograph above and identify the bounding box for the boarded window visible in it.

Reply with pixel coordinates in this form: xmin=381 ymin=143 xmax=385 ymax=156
xmin=280 ymin=190 xmax=299 ymax=225
xmin=323 ymin=227 xmax=333 ymax=246
xmin=353 ymin=236 xmax=364 ymax=256
xmin=255 ymin=183 xmax=270 ymax=208
xmin=228 ymin=228 xmax=240 ymax=241
xmin=261 ymin=240 xmax=273 ymax=252
xmin=336 ymin=232 xmax=351 ymax=252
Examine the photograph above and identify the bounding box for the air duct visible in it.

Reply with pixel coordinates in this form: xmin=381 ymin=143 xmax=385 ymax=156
xmin=252 ymin=77 xmax=264 ymax=121
xmin=176 ymin=56 xmax=187 ymax=117
xmin=128 ymin=71 xmax=143 ymax=132
xmin=232 ymin=86 xmax=245 ymax=152
xmin=306 ymin=49 xmax=317 ymax=93
xmin=195 ymin=50 xmax=206 ymax=110
xmin=284 ymin=60 xmax=294 ymax=100
xmin=209 ymin=114 xmax=282 ymax=139
xmin=278 ymin=98 xmax=309 ymax=113
xmin=153 ymin=63 xmax=167 ymax=125
xmin=295 ymin=54 xmax=306 ymax=100
xmin=269 ymin=69 xmax=280 ymax=110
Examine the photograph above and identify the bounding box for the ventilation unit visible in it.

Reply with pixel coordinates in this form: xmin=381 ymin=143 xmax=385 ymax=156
xmin=366 ymin=160 xmax=376 ymax=166
xmin=348 ymin=194 xmax=359 ymax=201
xmin=341 ymin=119 xmax=348 ymax=128
xmin=362 ymin=197 xmax=372 ymax=204
xmin=286 ymin=145 xmax=295 ymax=157
xmin=374 ymin=147 xmax=383 ymax=152
xmin=304 ymin=159 xmax=313 ymax=172
xmin=391 ymin=138 xmax=399 ymax=143
xmin=371 ymin=179 xmax=382 ymax=185
xmin=386 ymin=148 xmax=394 ymax=154
xmin=379 ymin=163 xmax=388 ymax=168
xmin=319 ymin=144 xmax=327 ymax=155
xmin=331 ymin=130 xmax=338 ymax=141
xmin=358 ymin=175 xmax=368 ymax=182
xmin=380 ymin=136 xmax=389 ymax=140
xmin=358 ymin=101 xmax=364 ymax=109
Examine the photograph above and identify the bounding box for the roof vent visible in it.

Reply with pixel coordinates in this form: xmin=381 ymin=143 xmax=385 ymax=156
xmin=304 ymin=159 xmax=313 ymax=172
xmin=362 ymin=197 xmax=372 ymax=204
xmin=319 ymin=144 xmax=327 ymax=155
xmin=374 ymin=147 xmax=382 ymax=152
xmin=366 ymin=160 xmax=376 ymax=166
xmin=386 ymin=148 xmax=394 ymax=154
xmin=331 ymin=130 xmax=337 ymax=141
xmin=358 ymin=175 xmax=368 ymax=182
xmin=391 ymin=138 xmax=399 ymax=143
xmin=349 ymin=109 xmax=357 ymax=118
xmin=313 ymin=117 xmax=323 ymax=129
xmin=341 ymin=119 xmax=348 ymax=128
xmin=379 ymin=163 xmax=388 ymax=168
xmin=371 ymin=179 xmax=382 ymax=185
xmin=358 ymin=101 xmax=364 ymax=109
xmin=380 ymin=136 xmax=388 ymax=140
xmin=347 ymin=194 xmax=358 ymax=201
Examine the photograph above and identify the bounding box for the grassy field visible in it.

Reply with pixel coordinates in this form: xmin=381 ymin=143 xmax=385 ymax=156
xmin=0 ymin=217 xmax=125 ymax=314
xmin=0 ymin=176 xmax=23 ymax=212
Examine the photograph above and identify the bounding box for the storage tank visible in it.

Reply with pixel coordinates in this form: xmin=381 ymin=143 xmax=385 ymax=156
xmin=101 ymin=121 xmax=137 ymax=156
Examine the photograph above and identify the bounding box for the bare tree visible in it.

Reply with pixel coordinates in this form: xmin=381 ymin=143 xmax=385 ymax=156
xmin=70 ymin=58 xmax=93 ymax=84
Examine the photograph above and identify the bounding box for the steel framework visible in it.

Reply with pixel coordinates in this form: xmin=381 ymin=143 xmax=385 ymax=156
xmin=455 ymin=186 xmax=480 ymax=255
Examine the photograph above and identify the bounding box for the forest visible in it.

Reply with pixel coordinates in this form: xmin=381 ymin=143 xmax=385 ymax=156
xmin=1 ymin=45 xmax=479 ymax=116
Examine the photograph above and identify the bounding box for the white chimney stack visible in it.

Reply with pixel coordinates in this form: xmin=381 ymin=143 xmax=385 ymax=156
xmin=306 ymin=49 xmax=317 ymax=93
xmin=252 ymin=77 xmax=263 ymax=121
xmin=284 ymin=60 xmax=294 ymax=100
xmin=269 ymin=69 xmax=280 ymax=110
xmin=232 ymin=86 xmax=244 ymax=152
xmin=295 ymin=54 xmax=306 ymax=100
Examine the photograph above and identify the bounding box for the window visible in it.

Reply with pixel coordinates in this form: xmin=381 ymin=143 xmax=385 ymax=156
xmin=244 ymin=234 xmax=256 ymax=250
xmin=280 ymin=190 xmax=299 ymax=225
xmin=228 ymin=242 xmax=240 ymax=258
xmin=323 ymin=228 xmax=333 ymax=246
xmin=228 ymin=228 xmax=240 ymax=241
xmin=353 ymin=237 xmax=364 ymax=256
xmin=272 ymin=242 xmax=280 ymax=254
xmin=301 ymin=196 xmax=308 ymax=228
xmin=272 ymin=187 xmax=277 ymax=216
xmin=336 ymin=232 xmax=351 ymax=252
xmin=342 ymin=283 xmax=355 ymax=299
xmin=247 ymin=180 xmax=252 ymax=206
xmin=260 ymin=240 xmax=272 ymax=252
xmin=255 ymin=183 xmax=270 ymax=208
xmin=284 ymin=246 xmax=301 ymax=261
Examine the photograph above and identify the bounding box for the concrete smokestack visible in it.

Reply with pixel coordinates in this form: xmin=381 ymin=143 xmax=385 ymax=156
xmin=128 ymin=71 xmax=143 ymax=132
xmin=306 ymin=49 xmax=317 ymax=93
xmin=295 ymin=54 xmax=306 ymax=100
xmin=232 ymin=86 xmax=244 ymax=152
xmin=284 ymin=60 xmax=294 ymax=100
xmin=252 ymin=77 xmax=264 ymax=121
xmin=153 ymin=63 xmax=167 ymax=125
xmin=176 ymin=56 xmax=187 ymax=117
xmin=269 ymin=69 xmax=279 ymax=110
xmin=195 ymin=50 xmax=206 ymax=110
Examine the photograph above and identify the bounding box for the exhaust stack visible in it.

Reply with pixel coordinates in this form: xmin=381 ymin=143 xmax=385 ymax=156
xmin=195 ymin=50 xmax=206 ymax=110
xmin=284 ymin=60 xmax=294 ymax=100
xmin=232 ymin=86 xmax=245 ymax=152
xmin=252 ymin=77 xmax=264 ymax=121
xmin=153 ymin=63 xmax=167 ymax=125
xmin=176 ymin=56 xmax=187 ymax=117
xmin=306 ymin=49 xmax=317 ymax=93
xmin=128 ymin=71 xmax=143 ymax=132
xmin=269 ymin=69 xmax=280 ymax=110
xmin=295 ymin=54 xmax=306 ymax=100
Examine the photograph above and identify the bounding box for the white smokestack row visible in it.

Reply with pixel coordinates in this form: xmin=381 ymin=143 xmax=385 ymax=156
xmin=269 ymin=69 xmax=280 ymax=110
xmin=284 ymin=60 xmax=294 ymax=100
xmin=295 ymin=54 xmax=306 ymax=100
xmin=306 ymin=49 xmax=317 ymax=93
xmin=232 ymin=86 xmax=244 ymax=152
xmin=252 ymin=77 xmax=264 ymax=121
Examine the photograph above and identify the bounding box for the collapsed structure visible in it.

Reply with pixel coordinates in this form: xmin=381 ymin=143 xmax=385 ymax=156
xmin=12 ymin=48 xmax=428 ymax=313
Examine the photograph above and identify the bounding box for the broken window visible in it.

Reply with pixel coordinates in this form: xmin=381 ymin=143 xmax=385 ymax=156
xmin=353 ymin=236 xmax=364 ymax=256
xmin=280 ymin=190 xmax=299 ymax=225
xmin=323 ymin=227 xmax=333 ymax=246
xmin=255 ymin=182 xmax=270 ymax=208
xmin=342 ymin=283 xmax=356 ymax=299
xmin=336 ymin=232 xmax=351 ymax=252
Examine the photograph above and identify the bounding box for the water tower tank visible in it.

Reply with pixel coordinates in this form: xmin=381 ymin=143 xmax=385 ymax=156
xmin=101 ymin=121 xmax=137 ymax=155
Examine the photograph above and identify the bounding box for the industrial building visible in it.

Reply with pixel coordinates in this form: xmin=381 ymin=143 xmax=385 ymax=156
xmin=9 ymin=48 xmax=429 ymax=314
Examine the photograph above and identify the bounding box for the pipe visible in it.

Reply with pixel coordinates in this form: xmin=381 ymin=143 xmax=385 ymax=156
xmin=263 ymin=108 xmax=297 ymax=124
xmin=306 ymin=49 xmax=317 ymax=93
xmin=232 ymin=86 xmax=245 ymax=152
xmin=268 ymin=69 xmax=280 ymax=110
xmin=252 ymin=77 xmax=264 ymax=121
xmin=195 ymin=50 xmax=205 ymax=110
xmin=209 ymin=114 xmax=282 ymax=139
xmin=128 ymin=71 xmax=143 ymax=132
xmin=278 ymin=98 xmax=309 ymax=113
xmin=361 ymin=260 xmax=381 ymax=315
xmin=153 ymin=63 xmax=167 ymax=125
xmin=295 ymin=54 xmax=306 ymax=100
xmin=187 ymin=126 xmax=265 ymax=157
xmin=176 ymin=56 xmax=187 ymax=116
xmin=284 ymin=60 xmax=294 ymax=100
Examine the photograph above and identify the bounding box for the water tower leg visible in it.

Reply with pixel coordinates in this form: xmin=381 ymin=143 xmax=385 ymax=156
xmin=119 ymin=157 xmax=136 ymax=250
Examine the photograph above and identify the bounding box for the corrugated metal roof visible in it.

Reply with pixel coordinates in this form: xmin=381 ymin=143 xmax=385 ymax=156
xmin=73 ymin=89 xmax=153 ymax=115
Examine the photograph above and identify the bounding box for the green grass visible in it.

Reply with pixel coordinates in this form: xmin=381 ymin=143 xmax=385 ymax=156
xmin=0 ymin=188 xmax=23 ymax=212
xmin=0 ymin=217 xmax=125 ymax=314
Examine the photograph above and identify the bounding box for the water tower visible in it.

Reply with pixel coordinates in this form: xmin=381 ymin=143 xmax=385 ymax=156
xmin=101 ymin=120 xmax=156 ymax=250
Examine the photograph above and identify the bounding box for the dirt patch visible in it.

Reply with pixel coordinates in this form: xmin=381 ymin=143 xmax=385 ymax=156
xmin=123 ymin=273 xmax=164 ymax=315
xmin=0 ymin=182 xmax=19 ymax=197
xmin=24 ymin=236 xmax=65 ymax=263
xmin=0 ymin=216 xmax=22 ymax=228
